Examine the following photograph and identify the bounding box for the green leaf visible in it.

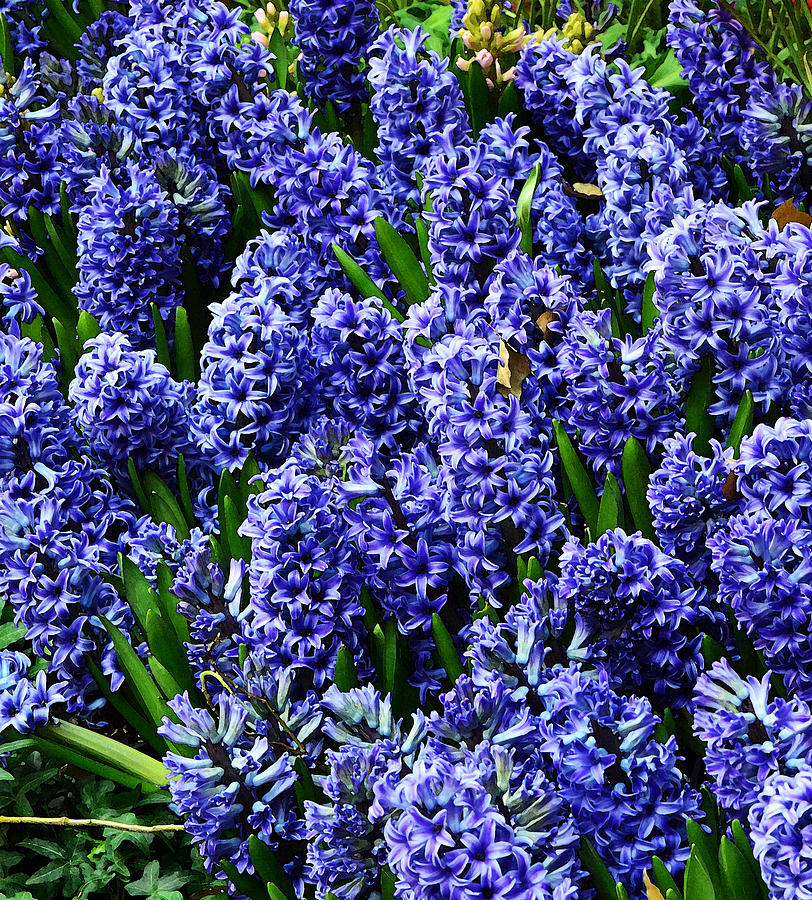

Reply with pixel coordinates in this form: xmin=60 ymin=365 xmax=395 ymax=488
xmin=248 ymin=835 xmax=295 ymax=900
xmin=86 ymin=658 xmax=162 ymax=752
xmin=579 ymin=837 xmax=617 ymax=900
xmin=553 ymin=421 xmax=599 ymax=536
xmin=77 ymin=311 xmax=101 ymax=350
xmin=53 ymin=318 xmax=77 ymax=391
xmin=415 ymin=216 xmax=433 ymax=277
xmin=155 ymin=561 xmax=190 ymax=646
xmin=596 ymin=472 xmax=623 ymax=537
xmin=650 ymin=856 xmax=682 ymax=899
xmin=719 ymin=837 xmax=756 ymax=900
xmin=683 ymin=846 xmax=716 ymax=900
xmin=99 ymin=617 xmax=173 ymax=734
xmin=641 ymin=272 xmax=659 ymax=332
xmin=382 ymin=618 xmax=397 ymax=696
xmin=373 ymin=217 xmax=430 ymax=305
xmin=730 ymin=821 xmax=768 ymax=899
xmin=381 ymin=866 xmax=396 ymax=900
xmin=431 ymin=613 xmax=464 ymax=682
xmin=615 ymin=885 xmax=630 ymax=900
xmin=43 ymin=214 xmax=78 ymax=281
xmin=731 ymin=164 xmax=755 ymax=203
xmin=173 ymin=306 xmax=197 ymax=382
xmin=38 ymin=720 xmax=166 ymax=787
xmin=127 ymin=458 xmax=152 ymax=516
xmin=0 ymin=13 xmax=15 ymax=75
xmin=119 ymin=552 xmax=160 ymax=635
xmin=517 ymin=162 xmax=541 ymax=254
xmin=143 ymin=472 xmax=191 ymax=541
xmin=221 ymin=495 xmax=251 ymax=563
xmin=333 ymin=645 xmax=358 ymax=691
xmin=219 ymin=860 xmax=268 ymax=900
xmin=685 ymin=355 xmax=716 ymax=457
xmin=0 ymin=621 xmax=24 ymax=650
xmin=0 ymin=247 xmax=75 ymax=326
xmin=331 ymin=243 xmax=405 ymax=323
xmin=466 ymin=58 xmax=492 ymax=136
xmin=43 ymin=0 xmax=82 ymax=42
xmin=151 ymin=305 xmax=171 ymax=371
xmin=175 ymin=454 xmax=196 ymax=528
xmin=145 ymin=609 xmax=189 ymax=692
xmin=148 ymin=654 xmax=184 ymax=703
xmin=686 ymin=819 xmax=722 ymax=897
xmin=621 ymin=436 xmax=655 ymax=541
xmin=726 ymin=390 xmax=754 ymax=456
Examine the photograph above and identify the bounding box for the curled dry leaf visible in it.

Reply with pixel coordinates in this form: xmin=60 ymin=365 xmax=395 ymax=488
xmin=643 ymin=872 xmax=666 ymax=900
xmin=496 ymin=339 xmax=532 ymax=399
xmin=772 ymin=198 xmax=812 ymax=230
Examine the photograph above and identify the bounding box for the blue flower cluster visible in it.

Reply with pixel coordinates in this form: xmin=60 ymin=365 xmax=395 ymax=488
xmin=8 ymin=0 xmax=812 ymax=897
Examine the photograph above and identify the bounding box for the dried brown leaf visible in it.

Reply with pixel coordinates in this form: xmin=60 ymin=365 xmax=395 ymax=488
xmin=496 ymin=339 xmax=532 ymax=399
xmin=772 ymin=198 xmax=812 ymax=230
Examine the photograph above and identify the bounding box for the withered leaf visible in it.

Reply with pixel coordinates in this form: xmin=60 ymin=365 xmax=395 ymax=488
xmin=722 ymin=469 xmax=740 ymax=501
xmin=772 ymin=198 xmax=812 ymax=231
xmin=496 ymin=339 xmax=532 ymax=399
xmin=643 ymin=872 xmax=666 ymax=900
xmin=564 ymin=181 xmax=604 ymax=201
xmin=536 ymin=309 xmax=558 ymax=340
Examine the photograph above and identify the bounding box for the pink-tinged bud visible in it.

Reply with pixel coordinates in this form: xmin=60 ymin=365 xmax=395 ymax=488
xmin=254 ymin=7 xmax=267 ymax=25
xmin=480 ymin=22 xmax=493 ymax=41
xmin=456 ymin=56 xmax=472 ymax=72
xmin=475 ymin=48 xmax=494 ymax=69
xmin=252 ymin=30 xmax=269 ymax=47
xmin=278 ymin=10 xmax=290 ymax=33
xmin=502 ymin=65 xmax=516 ymax=81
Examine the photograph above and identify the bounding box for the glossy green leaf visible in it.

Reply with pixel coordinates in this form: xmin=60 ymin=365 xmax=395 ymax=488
xmin=53 ymin=318 xmax=77 ymax=391
xmin=43 ymin=0 xmax=82 ymax=42
xmin=0 ymin=13 xmax=14 ymax=75
xmin=127 ymin=457 xmax=151 ymax=516
xmin=686 ymin=819 xmax=722 ymax=896
xmin=332 ymin=243 xmax=407 ymax=324
xmin=174 ymin=305 xmax=197 ymax=382
xmin=579 ymin=837 xmax=617 ymax=900
xmin=143 ymin=472 xmax=191 ymax=540
xmin=466 ymin=58 xmax=492 ymax=136
xmin=517 ymin=162 xmax=541 ymax=254
xmin=415 ymin=217 xmax=433 ymax=278
xmin=146 ymin=608 xmax=189 ymax=691
xmin=719 ymin=836 xmax=756 ymax=900
xmin=334 ymin=644 xmax=358 ymax=691
xmin=148 ymin=653 xmax=184 ymax=703
xmin=641 ymin=272 xmax=659 ymax=332
xmin=686 ymin=356 xmax=715 ymax=457
xmin=597 ymin=472 xmax=623 ymax=537
xmin=219 ymin=860 xmax=268 ymax=900
xmin=374 ymin=217 xmax=430 ymax=305
xmin=383 ymin=618 xmax=397 ymax=696
xmin=431 ymin=613 xmax=464 ymax=682
xmin=683 ymin=847 xmax=716 ymax=900
xmin=76 ymin=310 xmax=101 ymax=350
xmin=249 ymin=835 xmax=295 ymax=900
xmin=0 ymin=247 xmax=75 ymax=326
xmin=553 ymin=421 xmax=599 ymax=535
xmin=730 ymin=821 xmax=768 ymax=898
xmin=86 ymin=658 xmax=161 ymax=752
xmin=99 ymin=617 xmax=173 ymax=733
xmin=29 ymin=734 xmax=145 ymax=792
xmin=43 ymin=214 xmax=77 ymax=279
xmin=152 ymin=305 xmax=172 ymax=371
xmin=650 ymin=856 xmax=682 ymax=899
xmin=726 ymin=390 xmax=754 ymax=456
xmin=155 ymin=560 xmax=190 ymax=645
xmin=381 ymin=866 xmax=397 ymax=900
xmin=118 ymin=551 xmax=160 ymax=635
xmin=176 ymin=453 xmax=196 ymax=527
xmin=621 ymin=436 xmax=655 ymax=541
xmin=0 ymin=621 xmax=24 ymax=650
xmin=615 ymin=885 xmax=630 ymax=900
xmin=39 ymin=719 xmax=166 ymax=786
